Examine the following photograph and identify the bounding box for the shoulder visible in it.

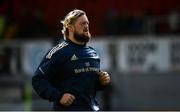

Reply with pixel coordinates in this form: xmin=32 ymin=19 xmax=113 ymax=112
xmin=86 ymin=46 xmax=97 ymax=52
xmin=46 ymin=41 xmax=71 ymax=59
xmin=85 ymin=46 xmax=100 ymax=59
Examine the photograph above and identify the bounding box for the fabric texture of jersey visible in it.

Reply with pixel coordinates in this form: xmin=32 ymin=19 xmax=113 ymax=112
xmin=32 ymin=39 xmax=105 ymax=111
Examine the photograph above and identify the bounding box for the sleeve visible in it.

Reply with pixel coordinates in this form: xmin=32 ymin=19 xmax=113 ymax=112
xmin=32 ymin=48 xmax=67 ymax=103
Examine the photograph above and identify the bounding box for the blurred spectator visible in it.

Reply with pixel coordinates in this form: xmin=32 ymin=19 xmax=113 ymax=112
xmin=0 ymin=0 xmax=180 ymax=39
xmin=4 ymin=19 xmax=18 ymax=41
xmin=17 ymin=7 xmax=49 ymax=38
xmin=118 ymin=11 xmax=132 ymax=35
xmin=29 ymin=9 xmax=49 ymax=37
xmin=143 ymin=11 xmax=156 ymax=35
xmin=0 ymin=0 xmax=8 ymax=40
xmin=129 ymin=12 xmax=144 ymax=34
xmin=0 ymin=15 xmax=5 ymax=40
xmin=104 ymin=7 xmax=119 ymax=36
xmin=168 ymin=10 xmax=180 ymax=34
xmin=0 ymin=0 xmax=20 ymax=41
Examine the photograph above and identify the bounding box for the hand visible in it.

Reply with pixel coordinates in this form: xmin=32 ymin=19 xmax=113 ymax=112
xmin=60 ymin=93 xmax=76 ymax=106
xmin=99 ymin=71 xmax=111 ymax=85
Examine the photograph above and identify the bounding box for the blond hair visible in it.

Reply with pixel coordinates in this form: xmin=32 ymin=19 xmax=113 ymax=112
xmin=61 ymin=9 xmax=85 ymax=39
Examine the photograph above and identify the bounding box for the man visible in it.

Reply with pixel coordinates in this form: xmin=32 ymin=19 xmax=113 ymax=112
xmin=32 ymin=9 xmax=111 ymax=111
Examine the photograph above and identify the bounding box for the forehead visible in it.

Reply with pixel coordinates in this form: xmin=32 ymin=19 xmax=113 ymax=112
xmin=75 ymin=15 xmax=89 ymax=24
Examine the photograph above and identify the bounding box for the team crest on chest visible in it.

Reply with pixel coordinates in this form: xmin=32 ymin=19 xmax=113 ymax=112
xmin=85 ymin=62 xmax=90 ymax=67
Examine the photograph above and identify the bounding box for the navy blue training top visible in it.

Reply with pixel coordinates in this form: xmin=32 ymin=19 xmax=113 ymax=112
xmin=32 ymin=39 xmax=105 ymax=110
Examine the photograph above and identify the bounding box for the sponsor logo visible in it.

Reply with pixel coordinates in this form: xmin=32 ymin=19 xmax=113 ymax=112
xmin=74 ymin=67 xmax=99 ymax=74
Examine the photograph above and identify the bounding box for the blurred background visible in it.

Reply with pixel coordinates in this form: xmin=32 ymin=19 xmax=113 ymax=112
xmin=0 ymin=0 xmax=180 ymax=111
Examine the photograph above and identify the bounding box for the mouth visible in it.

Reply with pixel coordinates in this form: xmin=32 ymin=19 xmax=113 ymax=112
xmin=83 ymin=28 xmax=91 ymax=37
xmin=83 ymin=28 xmax=89 ymax=32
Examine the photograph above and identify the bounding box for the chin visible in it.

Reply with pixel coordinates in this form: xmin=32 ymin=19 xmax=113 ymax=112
xmin=85 ymin=32 xmax=91 ymax=38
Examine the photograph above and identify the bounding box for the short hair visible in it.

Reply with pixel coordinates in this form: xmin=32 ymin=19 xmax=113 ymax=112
xmin=61 ymin=9 xmax=85 ymax=39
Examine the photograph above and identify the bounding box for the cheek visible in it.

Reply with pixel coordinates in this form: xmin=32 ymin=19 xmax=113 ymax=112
xmin=75 ymin=25 xmax=83 ymax=31
xmin=79 ymin=27 xmax=84 ymax=32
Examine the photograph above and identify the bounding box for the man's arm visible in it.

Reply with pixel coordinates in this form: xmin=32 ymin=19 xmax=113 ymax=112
xmin=32 ymin=44 xmax=76 ymax=106
xmin=32 ymin=62 xmax=76 ymax=106
xmin=32 ymin=69 xmax=63 ymax=102
xmin=32 ymin=45 xmax=66 ymax=103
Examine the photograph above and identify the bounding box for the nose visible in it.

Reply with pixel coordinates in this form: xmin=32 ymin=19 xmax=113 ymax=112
xmin=83 ymin=21 xmax=88 ymax=27
xmin=85 ymin=23 xmax=89 ymax=28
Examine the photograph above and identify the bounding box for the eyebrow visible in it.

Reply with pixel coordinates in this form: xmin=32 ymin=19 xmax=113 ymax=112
xmin=80 ymin=21 xmax=89 ymax=25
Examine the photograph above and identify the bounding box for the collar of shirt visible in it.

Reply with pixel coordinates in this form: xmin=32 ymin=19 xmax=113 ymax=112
xmin=65 ymin=39 xmax=87 ymax=47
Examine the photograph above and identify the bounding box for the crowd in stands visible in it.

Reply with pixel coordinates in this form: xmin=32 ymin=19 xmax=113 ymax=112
xmin=0 ymin=0 xmax=180 ymax=41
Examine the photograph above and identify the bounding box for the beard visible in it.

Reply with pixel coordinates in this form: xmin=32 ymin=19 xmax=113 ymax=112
xmin=74 ymin=32 xmax=91 ymax=43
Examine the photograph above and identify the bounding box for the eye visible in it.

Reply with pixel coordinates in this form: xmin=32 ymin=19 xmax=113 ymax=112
xmin=81 ymin=21 xmax=89 ymax=26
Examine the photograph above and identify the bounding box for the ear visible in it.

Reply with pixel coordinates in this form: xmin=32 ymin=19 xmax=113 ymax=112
xmin=67 ymin=25 xmax=74 ymax=32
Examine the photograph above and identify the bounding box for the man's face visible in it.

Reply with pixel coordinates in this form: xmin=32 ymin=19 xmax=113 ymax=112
xmin=73 ymin=15 xmax=91 ymax=42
